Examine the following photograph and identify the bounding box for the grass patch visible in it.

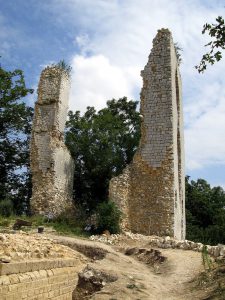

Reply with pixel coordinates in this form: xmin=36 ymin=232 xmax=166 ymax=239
xmin=0 ymin=215 xmax=89 ymax=238
xmin=0 ymin=215 xmax=16 ymax=227
xmin=194 ymin=259 xmax=225 ymax=300
xmin=50 ymin=222 xmax=87 ymax=237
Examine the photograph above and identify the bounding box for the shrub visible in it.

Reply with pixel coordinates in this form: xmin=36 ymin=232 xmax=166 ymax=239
xmin=0 ymin=198 xmax=13 ymax=217
xmin=96 ymin=200 xmax=121 ymax=234
xmin=45 ymin=210 xmax=88 ymax=237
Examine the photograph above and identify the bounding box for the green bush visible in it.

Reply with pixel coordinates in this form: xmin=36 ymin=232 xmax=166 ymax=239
xmin=46 ymin=211 xmax=88 ymax=237
xmin=0 ymin=199 xmax=13 ymax=217
xmin=51 ymin=222 xmax=85 ymax=236
xmin=96 ymin=201 xmax=121 ymax=234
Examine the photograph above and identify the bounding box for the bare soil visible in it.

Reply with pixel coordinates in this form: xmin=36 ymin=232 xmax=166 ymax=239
xmin=51 ymin=234 xmax=215 ymax=300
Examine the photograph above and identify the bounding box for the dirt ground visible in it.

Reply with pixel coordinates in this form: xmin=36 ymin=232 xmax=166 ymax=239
xmin=50 ymin=234 xmax=214 ymax=300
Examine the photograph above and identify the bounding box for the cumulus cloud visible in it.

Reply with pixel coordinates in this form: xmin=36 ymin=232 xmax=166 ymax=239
xmin=69 ymin=54 xmax=140 ymax=112
xmin=46 ymin=0 xmax=225 ymax=175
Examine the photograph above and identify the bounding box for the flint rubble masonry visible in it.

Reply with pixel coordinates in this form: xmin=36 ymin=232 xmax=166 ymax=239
xmin=109 ymin=29 xmax=185 ymax=240
xmin=30 ymin=66 xmax=74 ymax=217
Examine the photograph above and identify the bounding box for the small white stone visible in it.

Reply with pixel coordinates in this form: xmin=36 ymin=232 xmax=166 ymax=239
xmin=0 ymin=256 xmax=11 ymax=263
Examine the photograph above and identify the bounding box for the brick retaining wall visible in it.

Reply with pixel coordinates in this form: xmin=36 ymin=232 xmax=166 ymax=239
xmin=0 ymin=258 xmax=84 ymax=300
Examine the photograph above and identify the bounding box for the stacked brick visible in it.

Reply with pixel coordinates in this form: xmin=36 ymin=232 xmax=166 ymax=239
xmin=0 ymin=259 xmax=85 ymax=300
xmin=30 ymin=66 xmax=74 ymax=217
xmin=109 ymin=29 xmax=185 ymax=240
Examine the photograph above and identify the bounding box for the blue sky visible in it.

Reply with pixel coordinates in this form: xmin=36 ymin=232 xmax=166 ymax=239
xmin=1 ymin=0 xmax=225 ymax=188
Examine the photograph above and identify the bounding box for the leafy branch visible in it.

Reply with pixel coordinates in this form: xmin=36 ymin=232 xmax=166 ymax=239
xmin=196 ymin=16 xmax=225 ymax=73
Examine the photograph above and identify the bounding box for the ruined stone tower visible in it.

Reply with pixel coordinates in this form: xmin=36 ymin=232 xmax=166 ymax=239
xmin=30 ymin=66 xmax=74 ymax=217
xmin=109 ymin=29 xmax=185 ymax=239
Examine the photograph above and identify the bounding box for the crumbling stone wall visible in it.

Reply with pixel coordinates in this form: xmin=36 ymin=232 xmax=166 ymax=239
xmin=30 ymin=66 xmax=74 ymax=217
xmin=109 ymin=29 xmax=185 ymax=240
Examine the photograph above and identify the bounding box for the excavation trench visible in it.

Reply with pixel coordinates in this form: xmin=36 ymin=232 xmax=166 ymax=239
xmin=53 ymin=235 xmax=170 ymax=299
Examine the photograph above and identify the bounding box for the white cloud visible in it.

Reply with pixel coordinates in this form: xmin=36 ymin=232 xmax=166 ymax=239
xmin=47 ymin=0 xmax=225 ymax=174
xmin=69 ymin=54 xmax=140 ymax=112
xmin=185 ymin=93 xmax=225 ymax=170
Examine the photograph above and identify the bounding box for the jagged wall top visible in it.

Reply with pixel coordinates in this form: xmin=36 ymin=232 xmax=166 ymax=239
xmin=30 ymin=65 xmax=74 ymax=216
xmin=37 ymin=66 xmax=71 ymax=105
xmin=139 ymin=28 xmax=179 ymax=168
xmin=109 ymin=28 xmax=185 ymax=239
xmin=34 ymin=66 xmax=71 ymax=135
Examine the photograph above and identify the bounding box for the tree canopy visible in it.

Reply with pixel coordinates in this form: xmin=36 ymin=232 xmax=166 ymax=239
xmin=65 ymin=97 xmax=141 ymax=211
xmin=0 ymin=63 xmax=33 ymax=214
xmin=186 ymin=176 xmax=225 ymax=245
xmin=0 ymin=62 xmax=224 ymax=245
xmin=66 ymin=97 xmax=225 ymax=244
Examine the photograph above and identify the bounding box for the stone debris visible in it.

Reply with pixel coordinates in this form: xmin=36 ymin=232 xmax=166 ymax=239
xmin=0 ymin=256 xmax=11 ymax=263
xmin=124 ymin=247 xmax=166 ymax=266
xmin=89 ymin=232 xmax=225 ymax=258
xmin=0 ymin=233 xmax=80 ymax=262
xmin=89 ymin=231 xmax=151 ymax=245
xmin=73 ymin=265 xmax=118 ymax=299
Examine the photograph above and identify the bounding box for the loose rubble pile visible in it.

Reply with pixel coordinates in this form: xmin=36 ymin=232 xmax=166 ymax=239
xmin=125 ymin=247 xmax=166 ymax=266
xmin=89 ymin=231 xmax=225 ymax=258
xmin=0 ymin=232 xmax=79 ymax=263
xmin=73 ymin=266 xmax=118 ymax=299
xmin=89 ymin=231 xmax=150 ymax=245
xmin=148 ymin=236 xmax=225 ymax=258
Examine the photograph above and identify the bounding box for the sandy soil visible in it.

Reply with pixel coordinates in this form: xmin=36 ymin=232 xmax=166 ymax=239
xmin=51 ymin=234 xmax=207 ymax=300
xmin=90 ymin=247 xmax=203 ymax=299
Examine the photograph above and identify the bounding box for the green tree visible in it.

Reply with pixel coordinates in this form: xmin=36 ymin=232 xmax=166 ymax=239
xmin=186 ymin=176 xmax=225 ymax=244
xmin=96 ymin=201 xmax=121 ymax=234
xmin=66 ymin=97 xmax=141 ymax=210
xmin=0 ymin=63 xmax=33 ymax=214
xmin=196 ymin=16 xmax=225 ymax=73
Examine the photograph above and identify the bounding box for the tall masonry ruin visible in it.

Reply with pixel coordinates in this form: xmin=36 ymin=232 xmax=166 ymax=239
xmin=30 ymin=66 xmax=74 ymax=217
xmin=109 ymin=29 xmax=185 ymax=240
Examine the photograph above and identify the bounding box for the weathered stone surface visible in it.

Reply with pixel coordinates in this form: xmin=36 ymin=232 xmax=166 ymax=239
xmin=109 ymin=29 xmax=185 ymax=240
xmin=89 ymin=232 xmax=225 ymax=258
xmin=73 ymin=265 xmax=118 ymax=299
xmin=0 ymin=233 xmax=87 ymax=299
xmin=0 ymin=265 xmax=84 ymax=300
xmin=0 ymin=256 xmax=11 ymax=263
xmin=30 ymin=66 xmax=74 ymax=217
xmin=0 ymin=233 xmax=84 ymax=262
